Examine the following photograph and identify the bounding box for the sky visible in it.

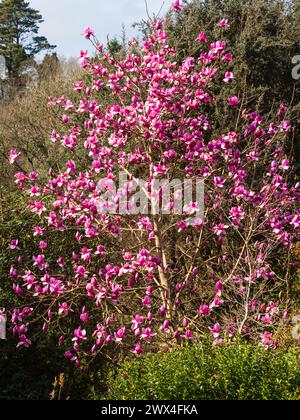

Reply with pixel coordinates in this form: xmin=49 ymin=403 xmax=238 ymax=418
xmin=29 ymin=0 xmax=173 ymax=59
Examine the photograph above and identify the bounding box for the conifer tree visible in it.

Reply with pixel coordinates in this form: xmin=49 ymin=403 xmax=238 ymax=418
xmin=0 ymin=0 xmax=55 ymax=76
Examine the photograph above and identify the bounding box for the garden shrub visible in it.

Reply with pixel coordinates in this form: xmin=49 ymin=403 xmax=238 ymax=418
xmin=101 ymin=341 xmax=300 ymax=401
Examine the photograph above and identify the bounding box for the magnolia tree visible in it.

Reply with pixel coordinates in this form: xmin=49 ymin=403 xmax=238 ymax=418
xmin=6 ymin=7 xmax=300 ymax=367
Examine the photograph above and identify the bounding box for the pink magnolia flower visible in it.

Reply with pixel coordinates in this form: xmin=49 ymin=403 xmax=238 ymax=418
xmin=280 ymin=120 xmax=291 ymax=132
xmin=80 ymin=306 xmax=89 ymax=324
xmin=64 ymin=351 xmax=77 ymax=362
xmin=29 ymin=201 xmax=46 ymax=216
xmin=123 ymin=252 xmax=133 ymax=261
xmin=82 ymin=27 xmax=94 ymax=39
xmin=185 ymin=330 xmax=193 ymax=340
xmin=142 ymin=295 xmax=151 ymax=308
xmin=228 ymin=96 xmax=240 ymax=107
xmin=279 ymin=159 xmax=290 ymax=171
xmin=183 ymin=201 xmax=199 ymax=215
xmin=160 ymin=305 xmax=167 ymax=317
xmin=172 ymin=0 xmax=182 ymax=11
xmin=214 ymin=176 xmax=225 ymax=189
xmin=9 ymin=240 xmax=20 ymax=250
xmin=81 ymin=247 xmax=92 ymax=264
xmin=261 ymin=332 xmax=275 ymax=349
xmin=209 ymin=323 xmax=222 ymax=338
xmin=58 ymin=302 xmax=71 ymax=316
xmin=223 ymin=53 xmax=233 ymax=62
xmin=95 ymin=245 xmax=105 ymax=255
xmin=283 ymin=311 xmax=289 ymax=319
xmin=213 ymin=338 xmax=225 ymax=346
xmin=215 ymin=281 xmax=223 ymax=297
xmin=131 ymin=343 xmax=144 ymax=355
xmin=74 ymin=81 xmax=84 ymax=91
xmin=193 ymin=218 xmax=204 ymax=229
xmin=218 ymin=18 xmax=229 ymax=28
xmin=148 ymin=231 xmax=155 ymax=241
xmin=178 ymin=220 xmax=187 ymax=232
xmin=17 ymin=335 xmax=32 ymax=348
xmin=115 ymin=327 xmax=126 ymax=343
xmin=210 ymin=297 xmax=224 ymax=309
xmin=29 ymin=172 xmax=39 ymax=181
xmin=65 ymin=100 xmax=74 ymax=111
xmin=224 ymin=71 xmax=234 ymax=83
xmin=13 ymin=283 xmax=23 ymax=296
xmin=132 ymin=315 xmax=143 ymax=330
xmin=73 ymin=327 xmax=87 ymax=342
xmin=8 ymin=149 xmax=21 ymax=165
xmin=141 ymin=328 xmax=156 ymax=342
xmin=212 ymin=224 xmax=229 ymax=237
xmin=291 ymin=215 xmax=300 ymax=229
xmin=27 ymin=186 xmax=40 ymax=197
xmin=197 ymin=32 xmax=208 ymax=43
xmin=42 ymin=323 xmax=49 ymax=334
xmin=50 ymin=130 xmax=59 ymax=143
xmin=75 ymin=265 xmax=89 ymax=278
xmin=57 ymin=256 xmax=65 ymax=268
xmin=33 ymin=226 xmax=44 ymax=236
xmin=39 ymin=241 xmax=47 ymax=250
xmin=160 ymin=320 xmax=170 ymax=333
xmin=199 ymin=305 xmax=210 ymax=315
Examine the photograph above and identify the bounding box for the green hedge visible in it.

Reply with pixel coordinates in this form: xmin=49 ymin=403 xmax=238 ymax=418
xmin=100 ymin=342 xmax=300 ymax=401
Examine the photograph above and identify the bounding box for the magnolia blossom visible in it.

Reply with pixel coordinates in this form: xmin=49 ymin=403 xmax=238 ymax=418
xmin=210 ymin=324 xmax=222 ymax=338
xmin=224 ymin=71 xmax=234 ymax=83
xmin=197 ymin=32 xmax=208 ymax=43
xmin=58 ymin=303 xmax=71 ymax=316
xmin=280 ymin=159 xmax=290 ymax=171
xmin=17 ymin=335 xmax=32 ymax=348
xmin=82 ymin=27 xmax=94 ymax=39
xmin=33 ymin=226 xmax=44 ymax=236
xmin=172 ymin=0 xmax=182 ymax=11
xmin=261 ymin=332 xmax=275 ymax=349
xmin=131 ymin=343 xmax=144 ymax=355
xmin=80 ymin=307 xmax=89 ymax=324
xmin=9 ymin=240 xmax=20 ymax=250
xmin=8 ymin=149 xmax=21 ymax=165
xmin=218 ymin=18 xmax=229 ymax=28
xmin=228 ymin=96 xmax=240 ymax=106
xmin=73 ymin=327 xmax=87 ymax=342
xmin=115 ymin=327 xmax=126 ymax=342
xmin=50 ymin=130 xmax=59 ymax=143
xmin=199 ymin=305 xmax=210 ymax=315
xmin=132 ymin=315 xmax=143 ymax=330
xmin=214 ymin=177 xmax=225 ymax=189
xmin=291 ymin=215 xmax=300 ymax=228
xmin=215 ymin=281 xmax=223 ymax=297
xmin=210 ymin=297 xmax=224 ymax=309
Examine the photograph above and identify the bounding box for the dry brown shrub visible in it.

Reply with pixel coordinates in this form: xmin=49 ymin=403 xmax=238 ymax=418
xmin=0 ymin=60 xmax=80 ymax=188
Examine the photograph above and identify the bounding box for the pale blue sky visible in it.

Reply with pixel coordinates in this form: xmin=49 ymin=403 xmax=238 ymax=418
xmin=29 ymin=0 xmax=173 ymax=58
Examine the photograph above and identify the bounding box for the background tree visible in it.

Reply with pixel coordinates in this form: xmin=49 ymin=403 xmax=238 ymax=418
xmin=0 ymin=58 xmax=80 ymax=188
xmin=0 ymin=0 xmax=55 ymax=77
xmin=38 ymin=53 xmax=60 ymax=80
xmin=161 ymin=0 xmax=300 ymax=170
